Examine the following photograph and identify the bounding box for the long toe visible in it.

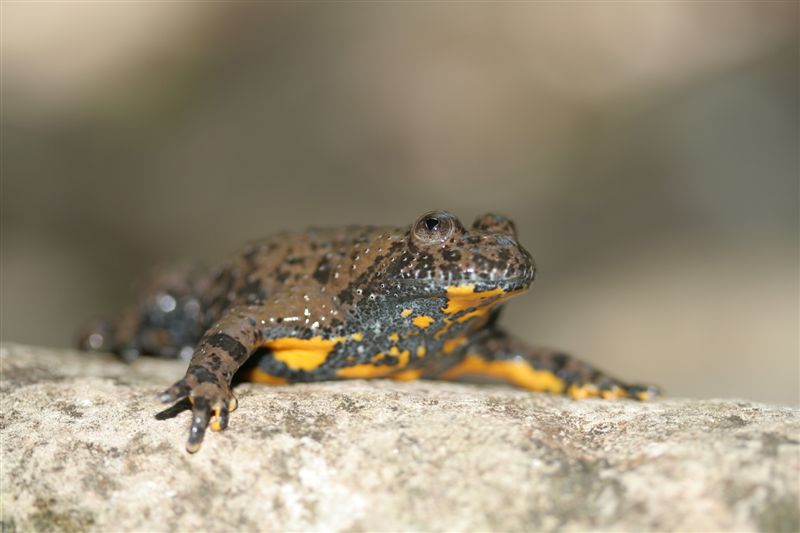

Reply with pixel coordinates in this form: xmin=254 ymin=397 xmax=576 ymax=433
xmin=186 ymin=397 xmax=211 ymax=453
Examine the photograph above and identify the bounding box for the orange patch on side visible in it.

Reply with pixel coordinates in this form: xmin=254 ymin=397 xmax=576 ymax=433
xmin=388 ymin=347 xmax=411 ymax=366
xmin=442 ymin=336 xmax=468 ymax=354
xmin=456 ymin=308 xmax=489 ymax=323
xmin=441 ymin=354 xmax=566 ymax=394
xmin=601 ymin=387 xmax=627 ymax=400
xmin=443 ymin=285 xmax=505 ymax=315
xmin=351 ymin=332 xmax=364 ymax=342
xmin=337 ymin=349 xmax=410 ymax=379
xmin=567 ymin=384 xmax=599 ymax=400
xmin=416 ymin=344 xmax=427 ymax=357
xmin=264 ymin=336 xmax=339 ymax=371
xmin=444 ymin=285 xmax=527 ymax=323
xmin=391 ymin=369 xmax=423 ymax=381
xmin=246 ymin=367 xmax=289 ymax=385
xmin=401 ymin=309 xmax=413 ymax=317
xmin=412 ymin=316 xmax=435 ymax=329
xmin=337 ymin=364 xmax=394 ymax=379
xmin=388 ymin=332 xmax=400 ymax=343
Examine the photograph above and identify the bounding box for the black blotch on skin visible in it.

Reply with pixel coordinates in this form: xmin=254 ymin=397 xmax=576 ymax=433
xmin=242 ymin=278 xmax=267 ymax=305
xmin=313 ymin=256 xmax=332 ymax=285
xmin=336 ymin=256 xmax=384 ymax=305
xmin=190 ymin=366 xmax=220 ymax=385
xmin=556 ymin=368 xmax=581 ymax=387
xmin=552 ymin=352 xmax=569 ymax=368
xmin=337 ymin=288 xmax=354 ymax=305
xmin=206 ymin=333 xmax=248 ymax=362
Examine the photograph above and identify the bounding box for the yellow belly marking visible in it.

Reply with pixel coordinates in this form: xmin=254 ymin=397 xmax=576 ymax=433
xmin=443 ymin=285 xmax=527 ymax=323
xmin=442 ymin=336 xmax=468 ymax=354
xmin=443 ymin=285 xmax=505 ymax=314
xmin=441 ymin=354 xmax=565 ymax=394
xmin=246 ymin=367 xmax=288 ymax=385
xmin=390 ymin=369 xmax=423 ymax=381
xmin=337 ymin=348 xmax=410 ymax=379
xmin=264 ymin=336 xmax=340 ymax=371
xmin=412 ymin=316 xmax=435 ymax=329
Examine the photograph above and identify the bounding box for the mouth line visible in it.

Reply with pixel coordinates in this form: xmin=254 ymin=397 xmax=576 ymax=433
xmin=395 ymin=275 xmax=532 ymax=291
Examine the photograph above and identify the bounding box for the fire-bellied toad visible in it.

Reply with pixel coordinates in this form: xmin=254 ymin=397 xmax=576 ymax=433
xmin=80 ymin=211 xmax=658 ymax=452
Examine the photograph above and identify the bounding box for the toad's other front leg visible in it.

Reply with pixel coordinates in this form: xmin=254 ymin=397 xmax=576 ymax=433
xmin=436 ymin=329 xmax=659 ymax=400
xmin=78 ymin=265 xmax=208 ymax=361
xmin=159 ymin=305 xmax=265 ymax=452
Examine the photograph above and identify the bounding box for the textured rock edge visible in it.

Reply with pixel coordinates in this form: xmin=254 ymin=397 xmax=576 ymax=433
xmin=1 ymin=343 xmax=798 ymax=532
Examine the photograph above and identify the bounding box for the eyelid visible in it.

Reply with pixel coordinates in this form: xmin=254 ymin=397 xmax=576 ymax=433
xmin=413 ymin=216 xmax=453 ymax=243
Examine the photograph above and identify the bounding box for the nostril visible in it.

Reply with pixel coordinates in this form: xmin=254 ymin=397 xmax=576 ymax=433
xmin=494 ymin=235 xmax=516 ymax=247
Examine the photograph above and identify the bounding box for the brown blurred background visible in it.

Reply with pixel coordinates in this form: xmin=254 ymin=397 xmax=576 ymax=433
xmin=2 ymin=3 xmax=797 ymax=405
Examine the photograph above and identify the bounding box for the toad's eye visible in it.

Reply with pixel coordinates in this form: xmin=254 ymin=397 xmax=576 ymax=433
xmin=412 ymin=210 xmax=459 ymax=244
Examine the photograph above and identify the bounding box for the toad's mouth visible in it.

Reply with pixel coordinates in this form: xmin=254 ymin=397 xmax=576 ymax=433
xmin=396 ymin=271 xmax=534 ymax=291
xmin=394 ymin=274 xmax=533 ymax=302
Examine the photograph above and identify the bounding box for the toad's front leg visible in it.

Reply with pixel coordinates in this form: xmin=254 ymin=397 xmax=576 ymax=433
xmin=435 ymin=329 xmax=660 ymax=400
xmin=159 ymin=305 xmax=267 ymax=452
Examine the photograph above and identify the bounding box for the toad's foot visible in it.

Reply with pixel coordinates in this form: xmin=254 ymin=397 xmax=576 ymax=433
xmin=159 ymin=367 xmax=238 ymax=453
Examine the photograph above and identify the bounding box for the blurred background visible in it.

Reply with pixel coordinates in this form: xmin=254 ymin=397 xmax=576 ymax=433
xmin=2 ymin=2 xmax=797 ymax=405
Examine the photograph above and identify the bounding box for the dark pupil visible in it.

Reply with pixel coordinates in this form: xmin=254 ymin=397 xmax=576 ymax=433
xmin=424 ymin=217 xmax=440 ymax=231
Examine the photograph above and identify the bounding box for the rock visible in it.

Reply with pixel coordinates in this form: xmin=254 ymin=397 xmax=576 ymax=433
xmin=1 ymin=343 xmax=798 ymax=532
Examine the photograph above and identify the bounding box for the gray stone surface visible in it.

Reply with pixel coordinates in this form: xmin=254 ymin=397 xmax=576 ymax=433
xmin=1 ymin=342 xmax=798 ymax=532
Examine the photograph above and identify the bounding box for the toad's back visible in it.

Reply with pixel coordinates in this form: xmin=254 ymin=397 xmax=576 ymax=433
xmin=201 ymin=225 xmax=399 ymax=331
